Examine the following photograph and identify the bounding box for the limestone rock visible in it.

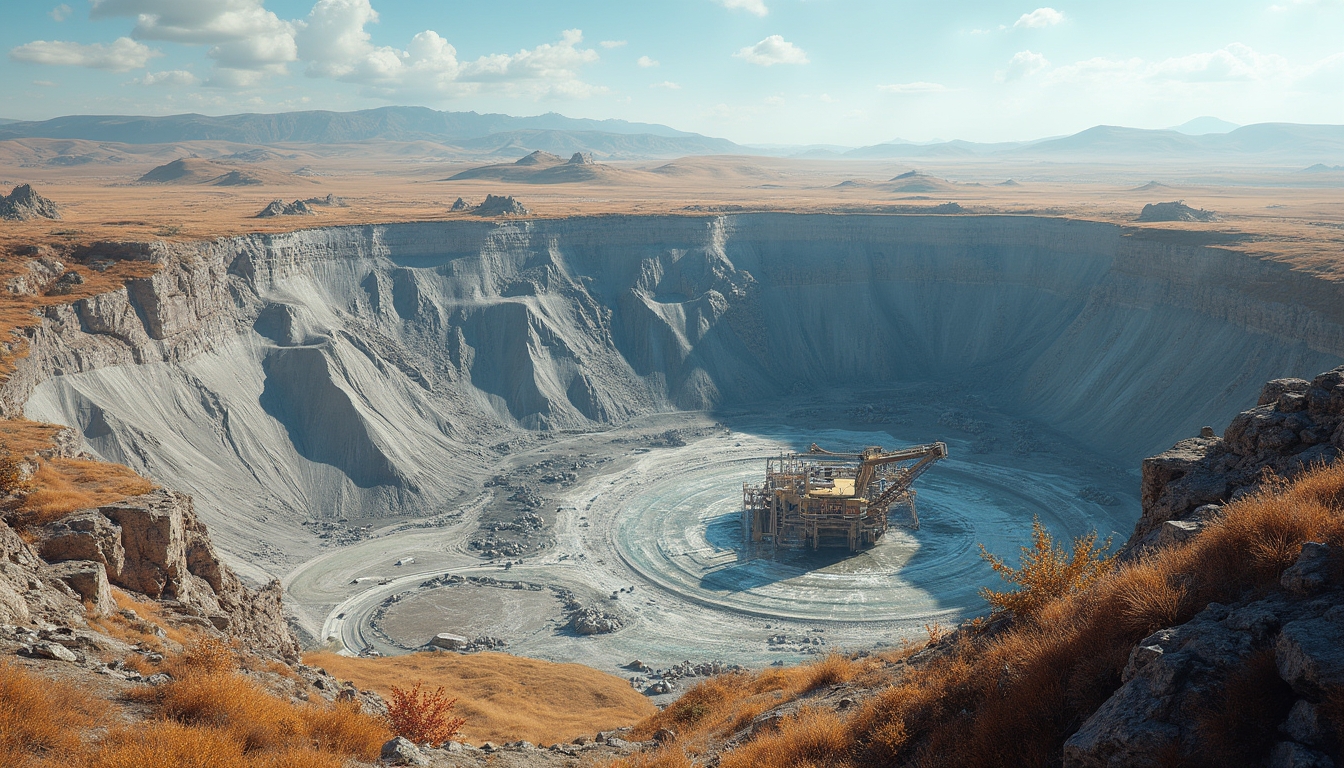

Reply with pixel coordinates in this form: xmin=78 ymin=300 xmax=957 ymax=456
xmin=1276 ymin=608 xmax=1344 ymax=696
xmin=1281 ymin=542 xmax=1334 ymax=596
xmin=38 ymin=510 xmax=126 ymax=577
xmin=0 ymin=184 xmax=61 ymax=221
xmin=29 ymin=641 xmax=78 ymax=662
xmin=1132 ymin=366 xmax=1344 ymax=549
xmin=44 ymin=560 xmax=115 ymax=616
xmin=428 ymin=632 xmax=468 ymax=650
xmin=379 ymin=736 xmax=429 ymax=765
xmin=450 ymin=197 xmax=469 ymax=211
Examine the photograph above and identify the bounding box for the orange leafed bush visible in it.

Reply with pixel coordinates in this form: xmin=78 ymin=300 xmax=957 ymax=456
xmin=978 ymin=516 xmax=1114 ymax=620
xmin=384 ymin=681 xmax=466 ymax=745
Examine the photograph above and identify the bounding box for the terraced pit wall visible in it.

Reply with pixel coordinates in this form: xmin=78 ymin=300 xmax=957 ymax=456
xmin=5 ymin=214 xmax=1342 ymax=539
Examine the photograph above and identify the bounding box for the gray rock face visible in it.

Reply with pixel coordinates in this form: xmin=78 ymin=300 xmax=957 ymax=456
xmin=0 ymin=184 xmax=60 ymax=220
xmin=44 ymin=559 xmax=115 ymax=616
xmin=31 ymin=490 xmax=298 ymax=659
xmin=1133 ymin=366 xmax=1344 ymax=548
xmin=568 ymin=607 xmax=622 ymax=635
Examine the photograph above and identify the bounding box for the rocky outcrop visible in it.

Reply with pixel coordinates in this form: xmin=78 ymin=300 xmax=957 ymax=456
xmin=1065 ymin=366 xmax=1344 ymax=768
xmin=0 ymin=184 xmax=60 ymax=221
xmin=1131 ymin=367 xmax=1344 ymax=552
xmin=31 ymin=489 xmax=299 ymax=659
xmin=256 ymin=199 xmax=315 ymax=217
xmin=1064 ymin=543 xmax=1343 ymax=768
xmin=472 ymin=194 xmax=529 ymax=216
xmin=1137 ymin=201 xmax=1216 ymax=223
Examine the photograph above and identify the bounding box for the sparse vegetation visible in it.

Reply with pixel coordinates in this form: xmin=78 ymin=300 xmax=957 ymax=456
xmin=978 ymin=516 xmax=1114 ymax=620
xmin=618 ymin=461 xmax=1344 ymax=768
xmin=1 ymin=638 xmax=387 ymax=768
xmin=306 ymin=650 xmax=656 ymax=745
xmin=384 ymin=681 xmax=466 ymax=744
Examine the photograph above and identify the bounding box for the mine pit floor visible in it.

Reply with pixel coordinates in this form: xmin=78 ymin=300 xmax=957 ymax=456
xmin=284 ymin=390 xmax=1137 ymax=690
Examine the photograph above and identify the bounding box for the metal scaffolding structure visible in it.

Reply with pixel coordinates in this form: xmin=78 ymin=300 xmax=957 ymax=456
xmin=742 ymin=442 xmax=948 ymax=553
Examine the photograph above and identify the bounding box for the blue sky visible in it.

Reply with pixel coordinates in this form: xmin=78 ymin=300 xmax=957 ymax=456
xmin=2 ymin=0 xmax=1342 ymax=145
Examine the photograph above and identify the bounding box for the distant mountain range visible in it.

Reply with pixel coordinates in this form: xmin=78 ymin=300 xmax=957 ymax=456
xmin=844 ymin=123 xmax=1344 ymax=164
xmin=0 ymin=108 xmax=1341 ymax=164
xmin=0 ymin=106 xmax=740 ymax=159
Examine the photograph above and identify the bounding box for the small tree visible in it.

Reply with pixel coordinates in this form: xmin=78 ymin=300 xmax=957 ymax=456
xmin=979 ymin=516 xmax=1114 ymax=620
xmin=384 ymin=681 xmax=465 ymax=745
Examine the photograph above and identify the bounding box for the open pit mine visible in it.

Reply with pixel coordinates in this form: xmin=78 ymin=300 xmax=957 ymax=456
xmin=5 ymin=213 xmax=1342 ymax=686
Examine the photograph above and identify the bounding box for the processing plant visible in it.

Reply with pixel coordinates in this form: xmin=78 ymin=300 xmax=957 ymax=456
xmin=742 ymin=442 xmax=948 ymax=553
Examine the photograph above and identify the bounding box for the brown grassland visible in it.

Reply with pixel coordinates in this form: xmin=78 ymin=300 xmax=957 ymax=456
xmin=0 ymin=419 xmax=155 ymax=533
xmin=2 ymin=637 xmax=389 ymax=768
xmin=305 ymin=650 xmax=657 ymax=745
xmin=615 ymin=461 xmax=1344 ymax=768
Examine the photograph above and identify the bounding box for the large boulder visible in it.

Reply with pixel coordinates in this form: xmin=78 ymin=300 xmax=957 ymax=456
xmin=44 ymin=559 xmax=115 ymax=617
xmin=0 ymin=184 xmax=61 ymax=221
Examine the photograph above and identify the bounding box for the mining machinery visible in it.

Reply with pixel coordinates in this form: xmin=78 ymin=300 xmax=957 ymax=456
xmin=742 ymin=441 xmax=948 ymax=553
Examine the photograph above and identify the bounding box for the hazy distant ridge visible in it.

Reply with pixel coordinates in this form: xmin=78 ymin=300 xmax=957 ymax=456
xmin=0 ymin=106 xmax=740 ymax=157
xmin=848 ymin=123 xmax=1344 ymax=162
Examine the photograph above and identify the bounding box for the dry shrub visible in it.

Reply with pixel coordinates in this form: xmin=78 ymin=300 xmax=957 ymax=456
xmin=141 ymin=669 xmax=387 ymax=760
xmin=979 ymin=516 xmax=1114 ymax=620
xmin=0 ymin=662 xmax=106 ymax=767
xmin=384 ymin=681 xmax=465 ymax=744
xmin=165 ymin=636 xmax=236 ymax=678
xmin=802 ymin=654 xmax=857 ymax=693
xmin=305 ymin=650 xmax=653 ymax=745
xmin=85 ymin=723 xmax=246 ymax=768
xmin=719 ymin=707 xmax=850 ymax=768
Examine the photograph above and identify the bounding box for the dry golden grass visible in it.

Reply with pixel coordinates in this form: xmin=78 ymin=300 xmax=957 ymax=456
xmin=12 ymin=458 xmax=154 ymax=527
xmin=87 ymin=588 xmax=196 ymax=649
xmin=7 ymin=636 xmax=390 ymax=768
xmin=304 ymin=650 xmax=656 ymax=745
xmin=0 ymin=661 xmax=108 ymax=768
xmin=617 ymin=460 xmax=1344 ymax=768
xmin=0 ymin=417 xmax=155 ymax=536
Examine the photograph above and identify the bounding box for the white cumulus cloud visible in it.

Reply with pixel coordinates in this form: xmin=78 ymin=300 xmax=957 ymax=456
xmin=9 ymin=37 xmax=159 ymax=71
xmin=1014 ymin=7 xmax=1064 ymax=28
xmin=651 ymin=80 xmax=681 ymax=89
xmin=878 ymin=81 xmax=947 ymax=93
xmin=1050 ymin=43 xmax=1294 ymax=85
xmin=89 ymin=0 xmax=296 ymax=83
xmin=297 ymin=0 xmax=602 ymax=98
xmin=600 ymin=40 xmax=627 ymax=49
xmin=734 ymin=35 xmax=808 ymax=66
xmin=637 ymin=55 xmax=659 ymax=68
xmin=49 ymin=4 xmax=72 ymax=21
xmin=717 ymin=0 xmax=768 ymax=16
xmin=137 ymin=69 xmax=199 ymax=86
xmin=1003 ymin=50 xmax=1049 ymax=80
